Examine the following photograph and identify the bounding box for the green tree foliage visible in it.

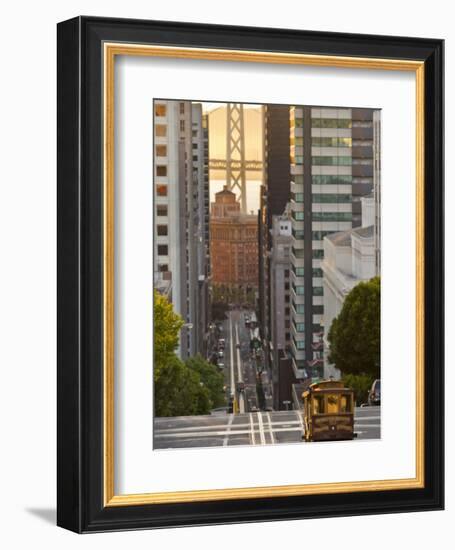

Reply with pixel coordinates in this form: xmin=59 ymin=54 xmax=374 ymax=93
xmin=154 ymin=355 xmax=211 ymax=417
xmin=153 ymin=291 xmax=215 ymax=417
xmin=154 ymin=289 xmax=184 ymax=375
xmin=342 ymin=373 xmax=375 ymax=406
xmin=328 ymin=277 xmax=380 ymax=379
xmin=186 ymin=354 xmax=226 ymax=408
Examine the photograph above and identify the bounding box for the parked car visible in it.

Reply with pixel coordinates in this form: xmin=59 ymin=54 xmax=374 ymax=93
xmin=218 ymin=350 xmax=224 ymax=358
xmin=368 ymin=379 xmax=381 ymax=406
xmin=217 ymin=362 xmax=225 ymax=370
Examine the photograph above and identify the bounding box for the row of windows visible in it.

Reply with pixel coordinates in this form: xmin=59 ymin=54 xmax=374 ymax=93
xmin=312 ymin=118 xmax=352 ymax=128
xmin=312 ymin=156 xmax=352 ymax=166
xmin=312 ymin=250 xmax=324 ymax=259
xmin=313 ymin=286 xmax=324 ymax=296
xmin=294 ymin=175 xmax=353 ymax=185
xmin=292 ymin=301 xmax=305 ymax=314
xmin=312 ymin=137 xmax=352 ymax=147
xmin=312 ymin=211 xmax=352 ymax=222
xmin=312 ymin=193 xmax=352 ymax=203
xmin=312 ymin=175 xmax=353 ymax=185
xmin=293 ymin=321 xmax=305 ymax=333
xmin=290 ymin=192 xmax=304 ymax=203
xmin=292 ymin=247 xmax=304 ymax=259
xmin=292 ymin=229 xmax=304 ymax=240
xmin=291 ymin=211 xmax=304 ymax=221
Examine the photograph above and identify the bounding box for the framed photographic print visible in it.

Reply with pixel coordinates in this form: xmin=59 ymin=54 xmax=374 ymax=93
xmin=57 ymin=16 xmax=444 ymax=532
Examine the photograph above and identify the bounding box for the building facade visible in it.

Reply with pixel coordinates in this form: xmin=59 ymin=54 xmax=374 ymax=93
xmin=289 ymin=106 xmax=381 ymax=382
xmin=154 ymin=100 xmax=209 ymax=359
xmin=210 ymin=188 xmax=258 ymax=299
xmin=258 ymin=105 xmax=292 ymax=388
xmin=269 ymin=209 xmax=296 ymax=409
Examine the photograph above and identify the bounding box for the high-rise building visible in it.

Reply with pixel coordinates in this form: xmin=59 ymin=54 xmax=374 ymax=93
xmin=153 ymin=100 xmax=209 ymax=359
xmin=289 ymin=106 xmax=380 ymax=381
xmin=269 ymin=209 xmax=295 ymax=409
xmin=258 ymin=105 xmax=291 ymax=382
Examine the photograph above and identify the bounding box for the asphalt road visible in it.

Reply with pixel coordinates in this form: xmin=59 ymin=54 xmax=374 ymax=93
xmin=221 ymin=310 xmax=260 ymax=413
xmin=154 ymin=406 xmax=381 ymax=449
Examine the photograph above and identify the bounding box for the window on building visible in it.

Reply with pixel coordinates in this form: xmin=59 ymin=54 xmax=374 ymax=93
xmin=155 ymin=104 xmax=166 ymax=117
xmin=295 ymin=322 xmax=305 ymax=332
xmin=291 ymin=211 xmax=304 ymax=221
xmin=312 ymin=212 xmax=352 ymax=222
xmin=180 ymin=120 xmax=185 ymax=132
xmin=313 ymin=286 xmax=324 ymax=296
xmin=155 ymin=124 xmax=167 ymax=137
xmin=179 ymin=102 xmax=185 ymax=114
xmin=156 ymin=165 xmax=167 ymax=177
xmin=312 ymin=268 xmax=323 ymax=278
xmin=158 ymin=264 xmax=168 ymax=272
xmin=312 ymin=193 xmax=352 ymax=204
xmin=157 ymin=244 xmax=168 ymax=255
xmin=156 ymin=205 xmax=168 ymax=216
xmin=285 ymin=307 xmax=290 ymax=316
xmin=312 ymin=175 xmax=352 ymax=185
xmin=285 ymin=295 xmax=290 ymax=303
xmin=312 ymin=250 xmax=324 ymax=259
xmin=157 ymin=225 xmax=168 ymax=236
xmin=284 ymin=282 xmax=290 ymax=291
xmin=156 ymin=184 xmax=167 ymax=197
xmin=284 ymin=269 xmax=290 ymax=278
xmin=155 ymin=145 xmax=167 ymax=157
xmin=312 ymin=156 xmax=352 ymax=166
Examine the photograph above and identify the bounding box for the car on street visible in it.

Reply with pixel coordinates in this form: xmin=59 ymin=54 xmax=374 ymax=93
xmin=218 ymin=350 xmax=224 ymax=358
xmin=217 ymin=362 xmax=225 ymax=370
xmin=368 ymin=379 xmax=381 ymax=406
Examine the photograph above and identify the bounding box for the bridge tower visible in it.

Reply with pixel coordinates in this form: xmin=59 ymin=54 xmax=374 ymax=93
xmin=226 ymin=103 xmax=247 ymax=213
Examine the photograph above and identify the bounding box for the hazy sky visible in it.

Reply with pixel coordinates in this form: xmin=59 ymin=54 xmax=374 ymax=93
xmin=202 ymin=102 xmax=261 ymax=113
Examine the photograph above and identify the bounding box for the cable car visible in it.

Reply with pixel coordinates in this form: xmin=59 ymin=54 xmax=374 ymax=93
xmin=302 ymin=380 xmax=356 ymax=442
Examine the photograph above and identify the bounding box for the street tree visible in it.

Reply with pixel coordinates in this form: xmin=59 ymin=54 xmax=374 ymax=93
xmin=154 ymin=289 xmax=184 ymax=374
xmin=154 ymin=354 xmax=211 ymax=417
xmin=328 ymin=277 xmax=380 ymax=379
xmin=186 ymin=354 xmax=226 ymax=408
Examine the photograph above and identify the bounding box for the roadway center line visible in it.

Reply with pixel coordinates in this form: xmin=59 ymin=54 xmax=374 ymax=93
xmin=223 ymin=413 xmax=234 ymax=446
xmin=257 ymin=412 xmax=266 ymax=445
xmin=249 ymin=413 xmax=256 ymax=445
xmin=266 ymin=412 xmax=276 ymax=444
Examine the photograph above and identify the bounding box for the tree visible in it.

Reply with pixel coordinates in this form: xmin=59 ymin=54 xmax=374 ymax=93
xmin=154 ymin=355 xmax=211 ymax=417
xmin=186 ymin=354 xmax=226 ymax=409
xmin=328 ymin=277 xmax=380 ymax=379
xmin=154 ymin=289 xmax=184 ymax=374
xmin=341 ymin=373 xmax=375 ymax=406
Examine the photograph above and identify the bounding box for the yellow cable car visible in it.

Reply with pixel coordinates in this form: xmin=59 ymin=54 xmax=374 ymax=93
xmin=302 ymin=380 xmax=356 ymax=442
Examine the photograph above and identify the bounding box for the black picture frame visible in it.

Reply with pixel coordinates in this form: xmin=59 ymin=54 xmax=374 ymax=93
xmin=57 ymin=16 xmax=444 ymax=533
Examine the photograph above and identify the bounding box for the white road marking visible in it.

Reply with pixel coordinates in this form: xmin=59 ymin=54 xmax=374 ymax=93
xmin=249 ymin=413 xmax=256 ymax=445
xmin=266 ymin=412 xmax=276 ymax=444
xmin=257 ymin=412 xmax=266 ymax=445
xmin=223 ymin=413 xmax=234 ymax=446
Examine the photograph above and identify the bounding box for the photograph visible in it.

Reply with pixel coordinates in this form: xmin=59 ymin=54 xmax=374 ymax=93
xmin=153 ymin=100 xmax=381 ymax=449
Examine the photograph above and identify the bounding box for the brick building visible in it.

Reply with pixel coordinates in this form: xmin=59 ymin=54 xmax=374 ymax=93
xmin=210 ymin=187 xmax=258 ymax=291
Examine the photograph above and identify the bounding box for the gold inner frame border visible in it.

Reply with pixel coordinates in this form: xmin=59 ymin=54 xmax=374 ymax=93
xmin=103 ymin=42 xmax=425 ymax=506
